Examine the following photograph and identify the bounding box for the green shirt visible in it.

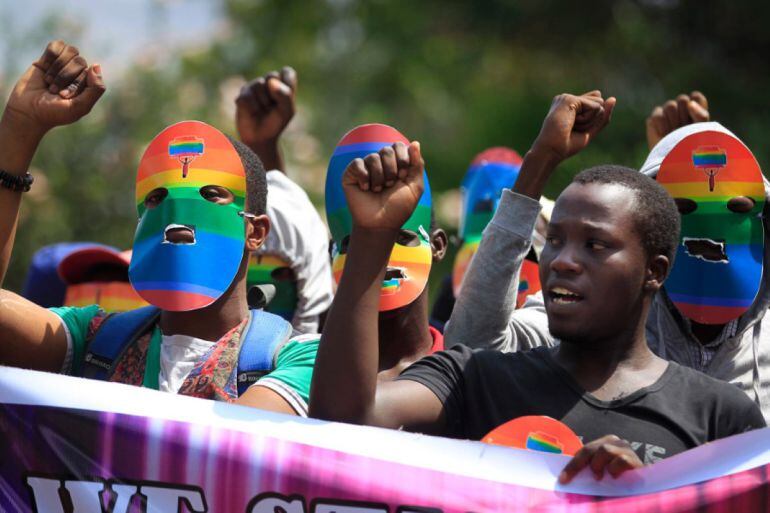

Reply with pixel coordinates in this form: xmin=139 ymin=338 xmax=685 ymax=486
xmin=50 ymin=305 xmax=317 ymax=414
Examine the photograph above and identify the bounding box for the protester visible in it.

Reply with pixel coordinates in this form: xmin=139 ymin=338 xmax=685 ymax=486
xmin=444 ymin=90 xmax=770 ymax=421
xmin=58 ymin=245 xmax=148 ymax=312
xmin=638 ymin=102 xmax=770 ymax=419
xmin=236 ymin=68 xmax=334 ymax=333
xmin=321 ymin=123 xmax=448 ymax=380
xmin=431 ymin=147 xmax=542 ymax=330
xmin=309 ymin=91 xmax=765 ymax=483
xmin=0 ymin=41 xmax=317 ymax=416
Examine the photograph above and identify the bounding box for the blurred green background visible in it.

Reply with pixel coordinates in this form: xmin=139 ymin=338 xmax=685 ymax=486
xmin=1 ymin=0 xmax=768 ymax=301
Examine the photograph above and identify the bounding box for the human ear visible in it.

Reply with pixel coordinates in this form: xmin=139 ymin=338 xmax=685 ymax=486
xmin=644 ymin=254 xmax=670 ymax=293
xmin=430 ymin=228 xmax=448 ymax=262
xmin=245 ymin=214 xmax=270 ymax=251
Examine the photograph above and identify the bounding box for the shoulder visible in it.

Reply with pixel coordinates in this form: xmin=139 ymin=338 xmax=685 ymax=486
xmin=667 ymin=363 xmax=765 ymax=429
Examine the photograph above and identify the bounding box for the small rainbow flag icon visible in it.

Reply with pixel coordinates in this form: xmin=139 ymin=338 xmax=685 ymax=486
xmin=169 ymin=136 xmax=205 ymax=178
xmin=692 ymin=145 xmax=727 ymax=192
xmin=525 ymin=431 xmax=564 ymax=454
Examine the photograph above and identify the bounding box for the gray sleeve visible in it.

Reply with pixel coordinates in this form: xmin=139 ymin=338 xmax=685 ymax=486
xmin=443 ymin=190 xmax=555 ymax=352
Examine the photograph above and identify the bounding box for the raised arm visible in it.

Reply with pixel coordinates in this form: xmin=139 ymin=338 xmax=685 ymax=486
xmin=0 ymin=41 xmax=105 ymax=371
xmin=235 ymin=67 xmax=297 ymax=173
xmin=309 ymin=141 xmax=446 ymax=432
xmin=445 ymin=91 xmax=616 ymax=351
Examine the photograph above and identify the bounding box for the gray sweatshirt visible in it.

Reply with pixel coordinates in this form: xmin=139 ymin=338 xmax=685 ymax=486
xmin=444 ymin=122 xmax=770 ymax=420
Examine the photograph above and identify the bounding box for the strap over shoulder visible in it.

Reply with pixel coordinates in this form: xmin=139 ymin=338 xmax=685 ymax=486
xmin=82 ymin=306 xmax=161 ymax=380
xmin=237 ymin=309 xmax=293 ymax=395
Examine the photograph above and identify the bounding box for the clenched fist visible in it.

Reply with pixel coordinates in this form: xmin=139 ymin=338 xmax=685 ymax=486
xmin=342 ymin=141 xmax=425 ymax=231
xmin=530 ymin=91 xmax=616 ymax=165
xmin=235 ymin=67 xmax=297 ymax=147
xmin=3 ymin=40 xmax=106 ymax=134
xmin=646 ymin=91 xmax=709 ymax=150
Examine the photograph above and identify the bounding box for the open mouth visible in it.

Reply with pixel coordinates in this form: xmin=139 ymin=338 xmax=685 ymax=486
xmin=683 ymin=238 xmax=728 ymax=263
xmin=548 ymin=286 xmax=584 ymax=305
xmin=163 ymin=224 xmax=196 ymax=245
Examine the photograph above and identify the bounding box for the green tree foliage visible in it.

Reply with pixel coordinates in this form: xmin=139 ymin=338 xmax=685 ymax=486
xmin=3 ymin=0 xmax=769 ymax=298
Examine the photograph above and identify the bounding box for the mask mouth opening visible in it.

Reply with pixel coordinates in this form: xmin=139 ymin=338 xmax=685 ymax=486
xmin=163 ymin=224 xmax=197 ymax=245
xmin=382 ymin=267 xmax=406 ymax=294
xmin=683 ymin=237 xmax=728 ymax=263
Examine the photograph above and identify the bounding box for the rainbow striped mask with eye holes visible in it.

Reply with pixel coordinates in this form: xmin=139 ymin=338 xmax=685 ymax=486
xmin=129 ymin=121 xmax=247 ymax=312
xmin=453 ymin=147 xmax=522 ymax=296
xmin=325 ymin=124 xmax=433 ymax=312
xmin=657 ymin=130 xmax=765 ymax=325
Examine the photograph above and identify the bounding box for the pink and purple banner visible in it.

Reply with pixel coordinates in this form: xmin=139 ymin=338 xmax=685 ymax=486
xmin=2 ymin=366 xmax=770 ymax=512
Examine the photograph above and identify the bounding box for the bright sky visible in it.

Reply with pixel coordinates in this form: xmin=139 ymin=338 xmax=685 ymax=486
xmin=0 ymin=0 xmax=224 ymax=77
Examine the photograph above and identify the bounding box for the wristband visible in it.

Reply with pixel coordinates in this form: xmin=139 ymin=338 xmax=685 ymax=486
xmin=0 ymin=169 xmax=33 ymax=192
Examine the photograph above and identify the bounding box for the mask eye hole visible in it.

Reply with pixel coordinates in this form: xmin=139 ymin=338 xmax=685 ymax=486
xmin=674 ymin=198 xmax=697 ymax=215
xmin=270 ymin=267 xmax=296 ymax=282
xmin=727 ymin=196 xmax=756 ymax=213
xmin=199 ymin=185 xmax=234 ymax=205
xmin=144 ymin=188 xmax=168 ymax=209
xmin=397 ymin=230 xmax=420 ymax=247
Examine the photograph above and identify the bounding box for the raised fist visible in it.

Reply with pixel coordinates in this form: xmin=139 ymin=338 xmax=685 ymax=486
xmin=342 ymin=141 xmax=424 ymax=231
xmin=236 ymin=67 xmax=297 ymax=147
xmin=530 ymin=91 xmax=616 ymax=165
xmin=646 ymin=91 xmax=709 ymax=150
xmin=3 ymin=40 xmax=106 ymax=134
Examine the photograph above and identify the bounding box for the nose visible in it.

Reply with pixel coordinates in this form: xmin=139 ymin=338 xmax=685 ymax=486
xmin=548 ymin=244 xmax=582 ymax=275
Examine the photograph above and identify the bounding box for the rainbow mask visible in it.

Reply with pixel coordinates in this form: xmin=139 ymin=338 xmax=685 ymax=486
xmin=64 ymin=282 xmax=148 ymax=313
xmin=247 ymin=253 xmax=298 ymax=321
xmin=326 ymin=124 xmax=433 ymax=312
xmin=129 ymin=121 xmax=248 ymax=311
xmin=657 ymin=130 xmax=765 ymax=324
xmin=453 ymin=147 xmax=522 ymax=296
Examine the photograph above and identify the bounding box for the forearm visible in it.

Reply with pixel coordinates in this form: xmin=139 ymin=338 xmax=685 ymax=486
xmin=309 ymin=226 xmax=397 ymax=423
xmin=512 ymin=147 xmax=560 ymax=200
xmin=445 ymin=191 xmax=542 ymax=351
xmin=0 ymin=111 xmax=45 ymax=287
xmin=250 ymin=140 xmax=284 ymax=173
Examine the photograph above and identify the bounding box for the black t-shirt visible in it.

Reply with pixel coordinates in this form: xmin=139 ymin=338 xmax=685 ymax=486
xmin=397 ymin=345 xmax=766 ymax=464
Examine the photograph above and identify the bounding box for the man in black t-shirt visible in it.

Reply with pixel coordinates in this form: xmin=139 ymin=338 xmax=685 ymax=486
xmin=309 ymin=91 xmax=765 ymax=484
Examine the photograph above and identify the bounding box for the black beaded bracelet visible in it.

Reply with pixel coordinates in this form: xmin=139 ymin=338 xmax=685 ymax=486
xmin=0 ymin=169 xmax=33 ymax=192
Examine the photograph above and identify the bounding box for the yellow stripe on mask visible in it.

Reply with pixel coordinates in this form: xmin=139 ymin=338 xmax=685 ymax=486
xmin=136 ymin=168 xmax=246 ymax=203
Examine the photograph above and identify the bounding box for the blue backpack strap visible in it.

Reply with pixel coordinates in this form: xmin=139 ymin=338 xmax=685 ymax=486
xmin=81 ymin=306 xmax=161 ymax=380
xmin=237 ymin=309 xmax=293 ymax=395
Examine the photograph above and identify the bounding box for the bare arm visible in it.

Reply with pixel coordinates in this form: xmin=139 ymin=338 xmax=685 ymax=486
xmin=235 ymin=385 xmax=298 ymax=415
xmin=309 ymin=141 xmax=446 ymax=431
xmin=0 ymin=41 xmax=105 ymax=370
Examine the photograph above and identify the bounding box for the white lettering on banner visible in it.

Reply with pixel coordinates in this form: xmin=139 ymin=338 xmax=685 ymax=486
xmin=25 ymin=477 xmax=206 ymax=513
xmin=26 ymin=477 xmax=65 ymax=513
xmin=141 ymin=484 xmax=207 ymax=512
xmin=65 ymin=480 xmax=109 ymax=512
xmin=246 ymin=493 xmax=306 ymax=513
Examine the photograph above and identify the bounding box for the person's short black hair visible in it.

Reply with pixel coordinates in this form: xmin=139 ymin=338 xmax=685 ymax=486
xmin=571 ymin=165 xmax=680 ymax=266
xmin=227 ymin=136 xmax=267 ymax=215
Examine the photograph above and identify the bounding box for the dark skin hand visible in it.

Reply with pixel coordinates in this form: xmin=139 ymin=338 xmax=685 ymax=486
xmin=559 ymin=435 xmax=643 ymax=484
xmin=646 ymin=91 xmax=709 ymax=150
xmin=235 ymin=67 xmax=297 ymax=172
xmin=310 ymin=92 xmax=653 ymax=483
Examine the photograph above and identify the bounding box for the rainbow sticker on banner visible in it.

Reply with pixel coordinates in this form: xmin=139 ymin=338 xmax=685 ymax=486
xmin=482 ymin=416 xmax=583 ymax=456
xmin=129 ymin=121 xmax=247 ymax=312
xmin=453 ymin=147 xmax=523 ymax=297
xmin=64 ymin=282 xmax=148 ymax=312
xmin=247 ymin=253 xmax=298 ymax=321
xmin=657 ymin=131 xmax=765 ymax=325
xmin=326 ymin=124 xmax=433 ymax=312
